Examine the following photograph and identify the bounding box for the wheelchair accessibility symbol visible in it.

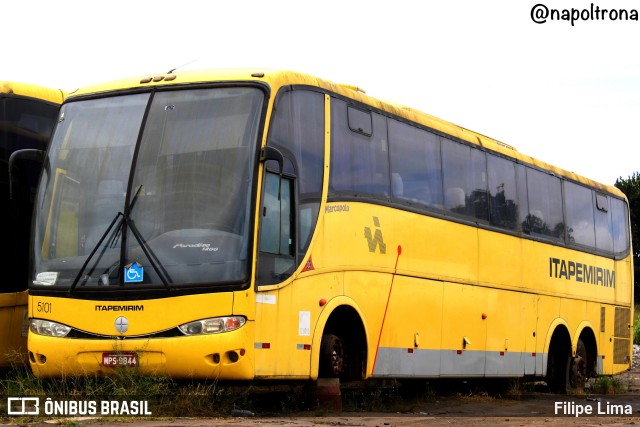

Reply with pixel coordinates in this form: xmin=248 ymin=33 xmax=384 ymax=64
xmin=124 ymin=262 xmax=144 ymax=283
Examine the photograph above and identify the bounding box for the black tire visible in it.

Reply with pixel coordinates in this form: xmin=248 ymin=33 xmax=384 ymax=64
xmin=547 ymin=339 xmax=571 ymax=393
xmin=320 ymin=334 xmax=344 ymax=378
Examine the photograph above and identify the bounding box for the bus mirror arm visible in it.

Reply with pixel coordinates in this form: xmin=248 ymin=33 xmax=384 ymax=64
xmin=261 ymin=146 xmax=284 ymax=200
xmin=7 ymin=149 xmax=46 ymax=200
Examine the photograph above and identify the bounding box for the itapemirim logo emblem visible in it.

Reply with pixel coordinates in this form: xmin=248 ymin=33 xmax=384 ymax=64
xmin=364 ymin=216 xmax=386 ymax=254
xmin=114 ymin=316 xmax=129 ymax=334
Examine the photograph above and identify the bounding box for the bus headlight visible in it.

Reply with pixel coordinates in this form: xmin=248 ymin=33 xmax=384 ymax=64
xmin=30 ymin=319 xmax=71 ymax=337
xmin=178 ymin=316 xmax=246 ymax=335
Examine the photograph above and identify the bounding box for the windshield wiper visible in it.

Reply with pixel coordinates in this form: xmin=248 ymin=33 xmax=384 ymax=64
xmin=125 ymin=213 xmax=173 ymax=287
xmin=69 ymin=212 xmax=124 ymax=292
xmin=68 ymin=185 xmax=173 ymax=292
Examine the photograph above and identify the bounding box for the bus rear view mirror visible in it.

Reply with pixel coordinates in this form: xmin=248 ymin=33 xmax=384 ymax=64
xmin=8 ymin=148 xmax=46 ymax=200
xmin=260 ymin=146 xmax=284 ymax=175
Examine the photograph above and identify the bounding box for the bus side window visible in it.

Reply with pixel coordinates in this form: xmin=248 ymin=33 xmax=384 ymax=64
xmin=258 ymin=171 xmax=295 ymax=285
xmin=594 ymin=192 xmax=614 ymax=253
xmin=611 ymin=197 xmax=630 ymax=255
xmin=564 ymin=181 xmax=596 ymax=247
xmin=330 ymin=99 xmax=389 ymax=198
xmin=525 ymin=168 xmax=564 ymax=241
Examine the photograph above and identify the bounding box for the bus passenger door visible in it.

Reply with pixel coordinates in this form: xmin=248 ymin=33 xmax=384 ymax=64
xmin=254 ymin=170 xmax=303 ymax=377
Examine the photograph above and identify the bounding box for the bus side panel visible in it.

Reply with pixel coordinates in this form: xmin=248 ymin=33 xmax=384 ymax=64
xmin=583 ymin=301 xmax=602 ymax=372
xmin=559 ymin=297 xmax=587 ymax=342
xmin=478 ymin=227 xmax=538 ymax=376
xmin=484 ymin=290 xmax=538 ymax=376
xmin=342 ymin=270 xmax=397 ymax=376
xmin=440 ymin=282 xmax=487 ymax=377
xmin=599 ymin=304 xmax=614 ymax=375
xmin=320 ymin=203 xmax=479 ymax=287
xmin=254 ymin=274 xmax=342 ymax=379
xmin=253 ymin=286 xmax=309 ymax=379
xmin=522 ymin=239 xmax=621 ymax=305
xmin=253 ymin=288 xmax=280 ymax=377
xmin=349 ymin=274 xmax=444 ymax=378
xmin=615 ymin=257 xmax=634 ymax=306
xmin=477 ymin=228 xmax=523 ymax=289
xmin=611 ymin=257 xmax=634 ymax=373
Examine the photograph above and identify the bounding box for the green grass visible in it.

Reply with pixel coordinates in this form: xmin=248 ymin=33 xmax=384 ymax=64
xmin=1 ymin=362 xmax=246 ymax=423
xmin=590 ymin=375 xmax=627 ymax=394
xmin=0 ymin=360 xmax=317 ymax=424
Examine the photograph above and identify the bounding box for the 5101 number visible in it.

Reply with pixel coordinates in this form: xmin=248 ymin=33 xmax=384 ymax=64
xmin=36 ymin=302 xmax=52 ymax=313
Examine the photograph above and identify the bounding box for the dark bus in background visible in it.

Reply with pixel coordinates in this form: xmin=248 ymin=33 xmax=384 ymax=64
xmin=0 ymin=81 xmax=64 ymax=367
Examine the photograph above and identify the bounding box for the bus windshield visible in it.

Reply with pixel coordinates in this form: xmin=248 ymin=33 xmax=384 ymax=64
xmin=32 ymin=86 xmax=264 ymax=290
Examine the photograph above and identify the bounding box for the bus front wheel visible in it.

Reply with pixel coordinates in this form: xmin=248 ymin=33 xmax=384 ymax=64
xmin=320 ymin=334 xmax=344 ymax=377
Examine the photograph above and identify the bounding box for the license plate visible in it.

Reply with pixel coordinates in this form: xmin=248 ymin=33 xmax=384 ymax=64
xmin=102 ymin=352 xmax=138 ymax=367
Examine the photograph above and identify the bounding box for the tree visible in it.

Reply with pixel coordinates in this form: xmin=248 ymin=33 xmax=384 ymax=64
xmin=615 ymin=172 xmax=640 ymax=302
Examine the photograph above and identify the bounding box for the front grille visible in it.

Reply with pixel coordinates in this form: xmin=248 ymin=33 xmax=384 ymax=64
xmin=66 ymin=327 xmax=184 ymax=339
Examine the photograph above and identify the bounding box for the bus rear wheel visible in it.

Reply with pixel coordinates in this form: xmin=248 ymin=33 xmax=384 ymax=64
xmin=320 ymin=334 xmax=344 ymax=377
xmin=567 ymin=338 xmax=589 ymax=393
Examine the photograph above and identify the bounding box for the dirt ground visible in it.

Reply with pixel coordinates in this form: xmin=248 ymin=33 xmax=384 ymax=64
xmin=4 ymin=369 xmax=640 ymax=426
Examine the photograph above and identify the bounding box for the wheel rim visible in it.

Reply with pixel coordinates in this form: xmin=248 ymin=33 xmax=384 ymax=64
xmin=568 ymin=339 xmax=588 ymax=390
xmin=329 ymin=338 xmax=344 ymax=376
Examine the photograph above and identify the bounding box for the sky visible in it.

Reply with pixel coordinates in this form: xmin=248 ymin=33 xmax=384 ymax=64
xmin=4 ymin=0 xmax=639 ymax=186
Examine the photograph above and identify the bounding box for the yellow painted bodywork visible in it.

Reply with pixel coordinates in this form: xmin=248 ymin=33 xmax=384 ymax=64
xmin=29 ymin=69 xmax=633 ymax=379
xmin=29 ymin=291 xmax=256 ymax=379
xmin=0 ymin=81 xmax=65 ymax=105
xmin=309 ymin=201 xmax=632 ymax=377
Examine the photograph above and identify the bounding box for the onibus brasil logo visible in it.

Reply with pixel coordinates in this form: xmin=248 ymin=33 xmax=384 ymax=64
xmin=6 ymin=397 xmax=152 ymax=416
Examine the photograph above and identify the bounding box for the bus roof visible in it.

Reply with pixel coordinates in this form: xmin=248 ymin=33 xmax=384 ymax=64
xmin=0 ymin=81 xmax=66 ymax=104
xmin=66 ymin=68 xmax=625 ymax=199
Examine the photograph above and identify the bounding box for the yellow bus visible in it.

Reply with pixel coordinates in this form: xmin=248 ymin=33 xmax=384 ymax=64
xmin=0 ymin=81 xmax=64 ymax=367
xmin=26 ymin=69 xmax=633 ymax=392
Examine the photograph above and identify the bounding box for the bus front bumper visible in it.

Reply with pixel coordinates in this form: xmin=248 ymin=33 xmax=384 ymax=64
xmin=27 ymin=327 xmax=254 ymax=379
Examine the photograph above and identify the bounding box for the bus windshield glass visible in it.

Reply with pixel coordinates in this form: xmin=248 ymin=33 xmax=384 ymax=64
xmin=32 ymin=86 xmax=264 ymax=290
